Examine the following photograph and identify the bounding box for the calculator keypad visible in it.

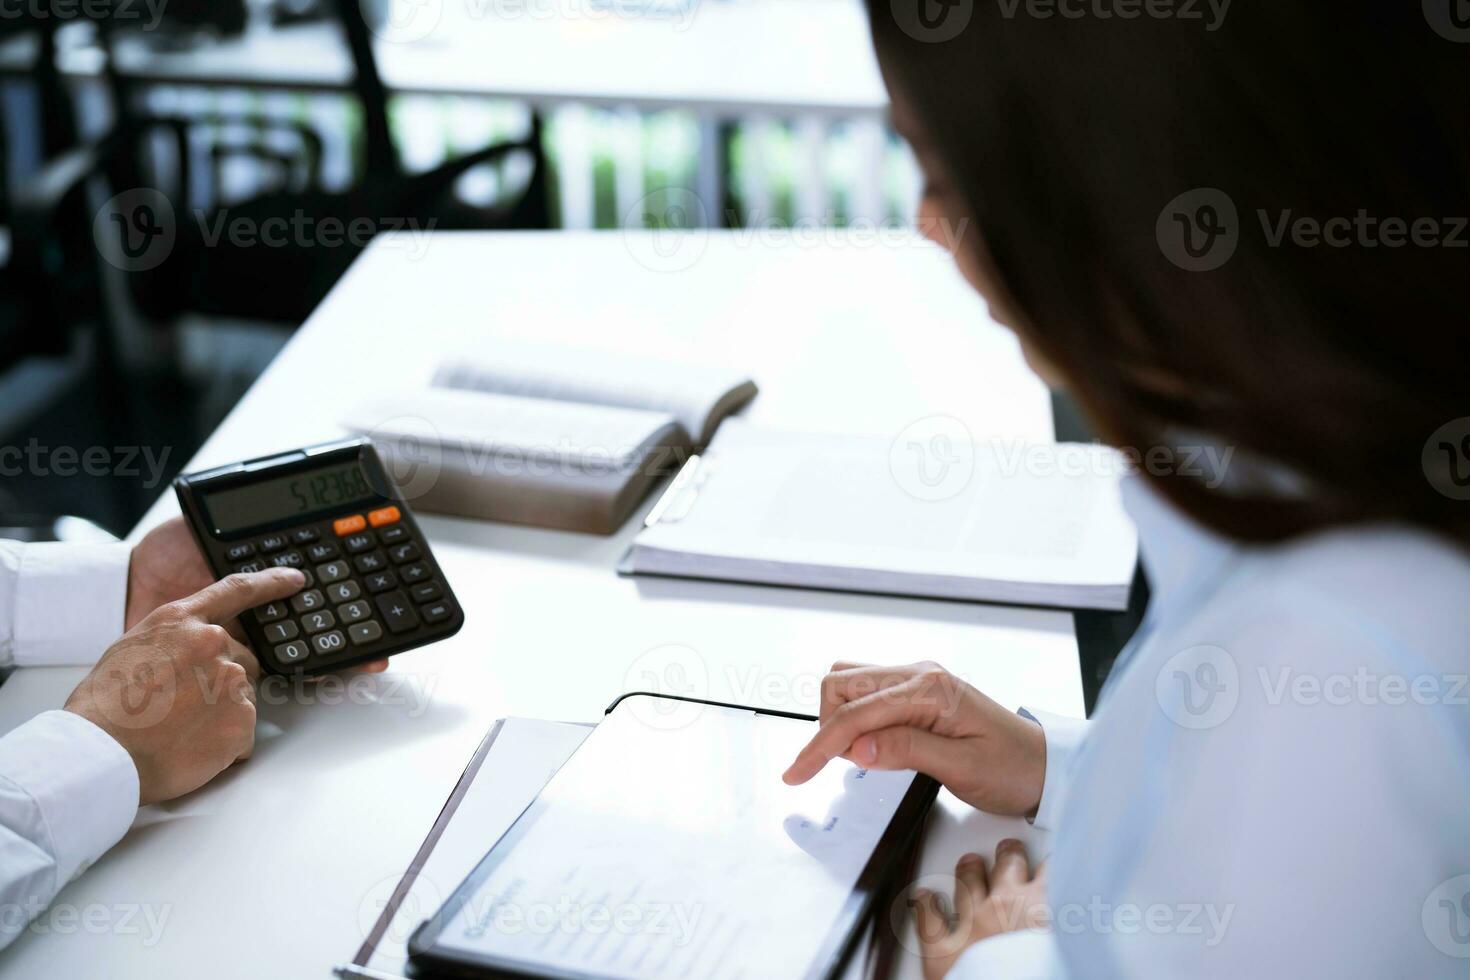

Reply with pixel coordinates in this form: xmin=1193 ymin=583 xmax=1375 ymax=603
xmin=221 ymin=514 xmax=458 ymax=671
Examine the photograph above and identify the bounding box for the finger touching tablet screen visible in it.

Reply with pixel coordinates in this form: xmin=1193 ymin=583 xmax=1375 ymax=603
xmin=408 ymin=694 xmax=937 ymax=980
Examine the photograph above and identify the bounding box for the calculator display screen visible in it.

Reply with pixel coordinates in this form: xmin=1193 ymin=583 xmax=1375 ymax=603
xmin=203 ymin=462 xmax=378 ymax=534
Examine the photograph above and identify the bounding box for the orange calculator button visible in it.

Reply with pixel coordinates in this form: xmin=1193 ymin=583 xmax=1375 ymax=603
xmin=368 ymin=506 xmax=401 ymax=528
xmin=333 ymin=514 xmax=367 ymax=536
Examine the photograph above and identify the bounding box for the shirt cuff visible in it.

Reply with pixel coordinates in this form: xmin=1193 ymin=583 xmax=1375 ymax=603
xmin=13 ymin=542 xmax=130 ymax=666
xmin=0 ymin=710 xmax=139 ymax=887
xmin=950 ymin=927 xmax=1062 ymax=979
xmin=1018 ymin=707 xmax=1089 ymax=831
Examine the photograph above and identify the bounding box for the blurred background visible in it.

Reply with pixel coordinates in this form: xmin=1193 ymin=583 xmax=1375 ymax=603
xmin=0 ymin=0 xmax=923 ymax=539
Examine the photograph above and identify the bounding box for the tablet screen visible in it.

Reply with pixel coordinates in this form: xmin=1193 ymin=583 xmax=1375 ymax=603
xmin=418 ymin=696 xmax=922 ymax=979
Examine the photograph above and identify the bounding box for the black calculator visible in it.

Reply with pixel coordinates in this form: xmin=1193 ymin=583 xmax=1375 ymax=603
xmin=173 ymin=438 xmax=464 ymax=675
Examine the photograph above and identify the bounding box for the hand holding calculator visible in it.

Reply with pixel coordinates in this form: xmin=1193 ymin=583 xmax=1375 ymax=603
xmin=174 ymin=438 xmax=464 ymax=675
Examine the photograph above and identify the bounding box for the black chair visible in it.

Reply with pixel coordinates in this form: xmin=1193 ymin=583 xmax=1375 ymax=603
xmin=90 ymin=0 xmax=553 ymax=326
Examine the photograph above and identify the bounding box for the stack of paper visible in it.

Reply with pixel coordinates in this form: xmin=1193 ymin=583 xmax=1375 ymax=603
xmin=623 ymin=421 xmax=1139 ymax=611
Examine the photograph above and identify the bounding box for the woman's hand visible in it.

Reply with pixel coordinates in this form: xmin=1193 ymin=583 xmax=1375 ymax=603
xmin=912 ymin=840 xmax=1051 ymax=980
xmin=782 ymin=661 xmax=1047 ymax=817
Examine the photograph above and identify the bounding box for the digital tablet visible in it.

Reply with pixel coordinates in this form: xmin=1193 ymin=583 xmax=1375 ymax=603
xmin=407 ymin=694 xmax=938 ymax=980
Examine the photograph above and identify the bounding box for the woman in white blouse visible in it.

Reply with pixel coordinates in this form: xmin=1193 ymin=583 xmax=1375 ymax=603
xmin=786 ymin=4 xmax=1470 ymax=977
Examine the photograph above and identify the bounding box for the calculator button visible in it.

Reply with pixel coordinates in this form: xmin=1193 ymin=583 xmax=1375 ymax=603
xmin=354 ymin=551 xmax=388 ymax=574
xmin=263 ymin=620 xmax=299 ymax=643
xmin=226 ymin=543 xmax=256 ymax=561
xmin=312 ymin=630 xmax=347 ymax=655
xmin=236 ymin=560 xmax=265 ymax=574
xmin=290 ymin=589 xmax=326 ymax=613
xmin=368 ymin=505 xmax=401 ymax=527
xmin=410 ymin=581 xmax=441 ymax=603
xmin=348 ymin=621 xmax=384 ymax=646
xmin=343 ymin=533 xmax=375 ymax=554
xmin=301 ymin=610 xmax=337 ymax=634
xmin=271 ymin=550 xmax=304 ymax=569
xmin=297 ymin=569 xmax=315 ymax=589
xmin=327 ymin=580 xmax=361 ymax=603
xmin=291 ymin=527 xmax=320 ymax=545
xmin=374 ymin=591 xmax=420 ymax=633
xmin=315 ymin=560 xmax=350 ymax=584
xmin=333 ymin=515 xmax=366 ymax=536
xmin=337 ymin=600 xmax=372 ymax=624
xmin=306 ymin=542 xmax=340 ymax=562
xmin=399 ymin=562 xmax=431 ymax=584
xmin=255 ymin=601 xmax=288 ymax=624
xmin=420 ymin=599 xmax=454 ymax=625
xmin=365 ymin=570 xmax=398 ymax=594
xmin=274 ymin=641 xmax=309 ymax=666
xmin=259 ymin=534 xmax=288 ymax=553
xmin=378 ymin=525 xmax=408 ymax=545
xmin=388 ymin=542 xmax=420 ymax=564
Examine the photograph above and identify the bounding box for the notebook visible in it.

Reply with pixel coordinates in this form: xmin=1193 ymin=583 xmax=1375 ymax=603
xmin=621 ymin=421 xmax=1140 ymax=611
xmin=340 ymin=341 xmax=757 ymax=535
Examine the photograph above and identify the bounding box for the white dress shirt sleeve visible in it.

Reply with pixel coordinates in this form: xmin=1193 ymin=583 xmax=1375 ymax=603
xmin=950 ymin=927 xmax=1065 ymax=979
xmin=0 ymin=539 xmax=139 ymax=948
xmin=1017 ymin=708 xmax=1089 ymax=831
xmin=0 ymin=540 xmax=131 ymax=668
xmin=942 ymin=710 xmax=1088 ymax=979
xmin=0 ymin=710 xmax=139 ymax=950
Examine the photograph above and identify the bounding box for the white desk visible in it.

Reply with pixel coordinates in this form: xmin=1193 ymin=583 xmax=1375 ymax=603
xmin=0 ymin=231 xmax=1081 ymax=978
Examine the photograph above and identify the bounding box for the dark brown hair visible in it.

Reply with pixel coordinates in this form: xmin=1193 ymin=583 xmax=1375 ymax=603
xmin=869 ymin=2 xmax=1470 ymax=546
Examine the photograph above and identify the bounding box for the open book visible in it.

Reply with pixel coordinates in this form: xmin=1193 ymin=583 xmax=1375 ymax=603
xmin=622 ymin=421 xmax=1140 ymax=610
xmin=340 ymin=342 xmax=757 ymax=534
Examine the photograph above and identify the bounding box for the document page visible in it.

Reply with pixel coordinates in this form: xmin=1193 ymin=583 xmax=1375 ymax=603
xmin=427 ymin=698 xmax=916 ymax=979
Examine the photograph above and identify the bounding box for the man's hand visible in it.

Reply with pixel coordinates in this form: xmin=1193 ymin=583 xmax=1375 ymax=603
xmin=912 ymin=841 xmax=1051 ymax=980
xmin=125 ymin=516 xmax=387 ymax=674
xmin=125 ymin=517 xmax=217 ymax=632
xmin=782 ymin=661 xmax=1047 ymax=817
xmin=66 ymin=568 xmax=304 ymax=805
